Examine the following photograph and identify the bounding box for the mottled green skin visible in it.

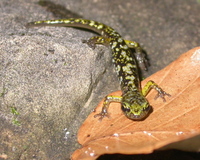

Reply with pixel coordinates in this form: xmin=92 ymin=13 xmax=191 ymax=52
xmin=27 ymin=18 xmax=170 ymax=120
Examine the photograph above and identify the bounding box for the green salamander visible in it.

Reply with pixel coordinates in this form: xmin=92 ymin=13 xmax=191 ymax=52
xmin=26 ymin=18 xmax=170 ymax=120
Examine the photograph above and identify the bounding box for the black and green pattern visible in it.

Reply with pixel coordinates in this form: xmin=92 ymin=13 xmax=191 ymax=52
xmin=27 ymin=18 xmax=170 ymax=120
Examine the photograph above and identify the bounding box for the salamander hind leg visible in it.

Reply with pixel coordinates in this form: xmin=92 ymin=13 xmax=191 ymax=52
xmin=142 ymin=80 xmax=171 ymax=102
xmin=82 ymin=36 xmax=110 ymax=49
xmin=125 ymin=40 xmax=149 ymax=71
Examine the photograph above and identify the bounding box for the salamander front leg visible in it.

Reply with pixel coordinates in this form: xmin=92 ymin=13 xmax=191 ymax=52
xmin=94 ymin=95 xmax=122 ymax=120
xmin=142 ymin=80 xmax=171 ymax=102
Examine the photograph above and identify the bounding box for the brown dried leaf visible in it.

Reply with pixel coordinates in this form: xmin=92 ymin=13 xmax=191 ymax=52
xmin=71 ymin=47 xmax=200 ymax=160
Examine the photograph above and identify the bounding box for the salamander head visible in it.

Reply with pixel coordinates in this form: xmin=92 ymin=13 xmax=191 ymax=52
xmin=121 ymin=91 xmax=152 ymax=120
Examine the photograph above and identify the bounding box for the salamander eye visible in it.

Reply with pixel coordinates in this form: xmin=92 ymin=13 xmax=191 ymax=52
xmin=143 ymin=105 xmax=151 ymax=112
xmin=121 ymin=105 xmax=131 ymax=112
